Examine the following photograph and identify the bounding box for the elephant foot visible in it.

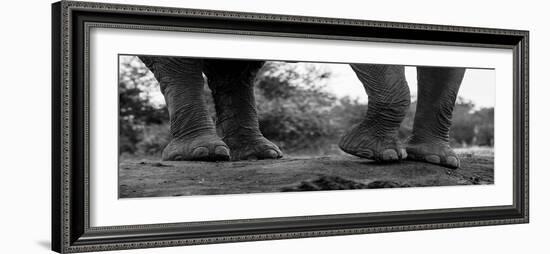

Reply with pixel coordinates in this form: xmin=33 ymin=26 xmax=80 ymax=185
xmin=224 ymin=134 xmax=283 ymax=161
xmin=338 ymin=124 xmax=407 ymax=162
xmin=406 ymin=140 xmax=459 ymax=169
xmin=161 ymin=133 xmax=230 ymax=161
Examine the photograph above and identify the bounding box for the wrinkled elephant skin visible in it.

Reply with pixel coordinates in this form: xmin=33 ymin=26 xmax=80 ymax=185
xmin=339 ymin=64 xmax=465 ymax=169
xmin=139 ymin=56 xmax=282 ymax=161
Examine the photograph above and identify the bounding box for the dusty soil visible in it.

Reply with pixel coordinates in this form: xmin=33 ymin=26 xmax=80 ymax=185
xmin=119 ymin=153 xmax=494 ymax=198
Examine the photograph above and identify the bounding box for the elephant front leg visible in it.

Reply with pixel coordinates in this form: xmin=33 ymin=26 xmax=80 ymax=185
xmin=204 ymin=60 xmax=283 ymax=161
xmin=406 ymin=67 xmax=465 ymax=168
xmin=339 ymin=64 xmax=410 ymax=161
xmin=139 ymin=56 xmax=230 ymax=161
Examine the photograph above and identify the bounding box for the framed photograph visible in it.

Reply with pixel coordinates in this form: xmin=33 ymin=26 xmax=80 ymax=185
xmin=52 ymin=1 xmax=529 ymax=253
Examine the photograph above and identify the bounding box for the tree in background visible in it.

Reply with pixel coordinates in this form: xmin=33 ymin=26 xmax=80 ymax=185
xmin=471 ymin=107 xmax=494 ymax=146
xmin=255 ymin=62 xmax=344 ymax=154
xmin=118 ymin=56 xmax=168 ymax=154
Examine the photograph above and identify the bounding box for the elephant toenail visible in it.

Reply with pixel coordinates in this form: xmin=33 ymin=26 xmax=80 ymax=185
xmin=381 ymin=149 xmax=399 ymax=161
xmin=264 ymin=149 xmax=278 ymax=158
xmin=214 ymin=146 xmax=230 ymax=157
xmin=425 ymin=155 xmax=441 ymax=164
xmin=400 ymin=149 xmax=408 ymax=159
xmin=191 ymin=147 xmax=209 ymax=158
xmin=173 ymin=155 xmax=183 ymax=161
xmin=446 ymin=156 xmax=459 ymax=168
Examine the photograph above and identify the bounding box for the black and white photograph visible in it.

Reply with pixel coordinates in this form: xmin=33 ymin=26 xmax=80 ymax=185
xmin=118 ymin=55 xmax=495 ymax=198
xmin=40 ymin=0 xmax=538 ymax=253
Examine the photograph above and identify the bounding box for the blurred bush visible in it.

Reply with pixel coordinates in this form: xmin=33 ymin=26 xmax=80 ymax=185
xmin=119 ymin=56 xmax=168 ymax=155
xmin=255 ymin=62 xmax=343 ymax=155
xmin=119 ymin=58 xmax=494 ymax=157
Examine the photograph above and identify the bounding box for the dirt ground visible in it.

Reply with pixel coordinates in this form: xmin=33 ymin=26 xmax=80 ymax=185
xmin=119 ymin=151 xmax=494 ymax=198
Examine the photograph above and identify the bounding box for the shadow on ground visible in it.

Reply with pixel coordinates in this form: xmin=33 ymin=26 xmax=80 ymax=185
xmin=119 ymin=154 xmax=494 ymax=198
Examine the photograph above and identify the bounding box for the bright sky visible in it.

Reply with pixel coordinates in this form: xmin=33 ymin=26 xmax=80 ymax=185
xmin=324 ymin=63 xmax=495 ymax=109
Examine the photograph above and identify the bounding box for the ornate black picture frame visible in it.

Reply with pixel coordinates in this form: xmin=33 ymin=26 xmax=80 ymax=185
xmin=51 ymin=1 xmax=529 ymax=253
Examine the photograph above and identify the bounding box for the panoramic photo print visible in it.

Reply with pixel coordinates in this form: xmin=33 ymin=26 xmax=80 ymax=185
xmin=118 ymin=55 xmax=495 ymax=198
